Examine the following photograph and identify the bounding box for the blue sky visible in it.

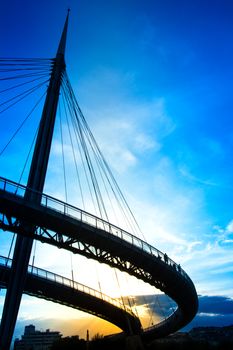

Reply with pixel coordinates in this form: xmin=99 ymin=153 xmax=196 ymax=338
xmin=0 ymin=0 xmax=233 ymax=339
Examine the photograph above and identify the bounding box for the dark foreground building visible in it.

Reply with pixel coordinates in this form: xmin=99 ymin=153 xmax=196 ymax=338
xmin=14 ymin=324 xmax=62 ymax=350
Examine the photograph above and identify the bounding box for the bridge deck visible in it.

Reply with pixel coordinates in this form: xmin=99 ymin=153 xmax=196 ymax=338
xmin=0 ymin=176 xmax=198 ymax=341
xmin=0 ymin=256 xmax=141 ymax=335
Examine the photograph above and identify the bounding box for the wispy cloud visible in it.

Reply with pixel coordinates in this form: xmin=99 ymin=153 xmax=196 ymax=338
xmin=179 ymin=166 xmax=219 ymax=187
xmin=226 ymin=220 xmax=233 ymax=233
xmin=73 ymin=67 xmax=175 ymax=174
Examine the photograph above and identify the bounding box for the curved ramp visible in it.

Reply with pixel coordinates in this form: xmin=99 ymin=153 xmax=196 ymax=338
xmin=0 ymin=256 xmax=141 ymax=335
xmin=0 ymin=177 xmax=198 ymax=340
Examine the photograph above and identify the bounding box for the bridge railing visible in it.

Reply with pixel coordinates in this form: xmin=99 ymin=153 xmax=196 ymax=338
xmin=0 ymin=176 xmax=190 ymax=282
xmin=0 ymin=255 xmax=135 ymax=316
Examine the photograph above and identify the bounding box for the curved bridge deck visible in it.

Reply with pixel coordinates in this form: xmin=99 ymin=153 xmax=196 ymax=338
xmin=0 ymin=176 xmax=198 ymax=341
xmin=0 ymin=256 xmax=141 ymax=335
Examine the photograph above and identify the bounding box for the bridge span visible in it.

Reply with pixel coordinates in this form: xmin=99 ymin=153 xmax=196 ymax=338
xmin=0 ymin=176 xmax=198 ymax=342
xmin=0 ymin=255 xmax=141 ymax=335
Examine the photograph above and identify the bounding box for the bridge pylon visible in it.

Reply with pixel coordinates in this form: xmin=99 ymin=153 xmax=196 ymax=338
xmin=0 ymin=13 xmax=69 ymax=350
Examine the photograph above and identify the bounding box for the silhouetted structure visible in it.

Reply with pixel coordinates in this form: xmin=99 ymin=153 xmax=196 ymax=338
xmin=0 ymin=11 xmax=198 ymax=350
xmin=0 ymin=12 xmax=69 ymax=349
xmin=14 ymin=325 xmax=62 ymax=350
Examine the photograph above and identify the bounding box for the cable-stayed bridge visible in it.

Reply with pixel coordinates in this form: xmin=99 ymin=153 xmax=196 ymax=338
xmin=0 ymin=12 xmax=198 ymax=349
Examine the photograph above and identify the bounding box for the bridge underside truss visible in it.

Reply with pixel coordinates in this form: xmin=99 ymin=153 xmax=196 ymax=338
xmin=1 ymin=218 xmax=161 ymax=289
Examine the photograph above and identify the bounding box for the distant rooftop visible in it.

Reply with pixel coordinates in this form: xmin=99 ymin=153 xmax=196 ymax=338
xmin=14 ymin=324 xmax=62 ymax=350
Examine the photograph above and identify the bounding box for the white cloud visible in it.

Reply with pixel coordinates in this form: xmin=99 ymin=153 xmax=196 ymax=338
xmin=186 ymin=241 xmax=202 ymax=253
xmin=226 ymin=220 xmax=233 ymax=233
xmin=179 ymin=166 xmax=219 ymax=187
xmin=212 ymin=220 xmax=233 ymax=246
xmin=223 ymin=239 xmax=233 ymax=244
xmin=199 ymin=312 xmax=222 ymax=317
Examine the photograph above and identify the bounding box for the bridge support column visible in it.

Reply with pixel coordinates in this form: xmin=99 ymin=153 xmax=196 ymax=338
xmin=125 ymin=335 xmax=145 ymax=350
xmin=0 ymin=13 xmax=69 ymax=350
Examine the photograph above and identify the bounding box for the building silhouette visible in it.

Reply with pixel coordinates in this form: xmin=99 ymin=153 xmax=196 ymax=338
xmin=14 ymin=324 xmax=62 ymax=350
